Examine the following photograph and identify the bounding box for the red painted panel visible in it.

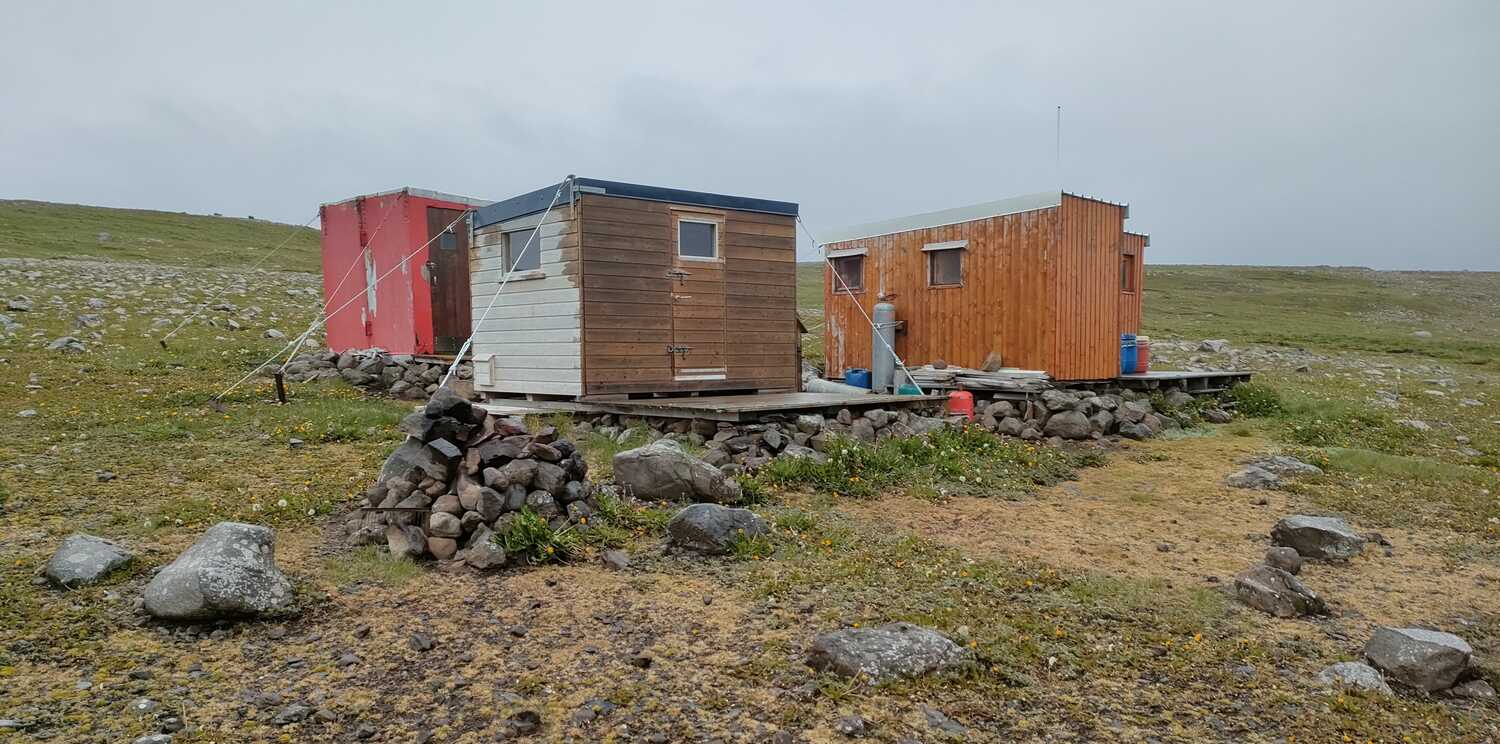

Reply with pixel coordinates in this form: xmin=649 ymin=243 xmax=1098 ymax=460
xmin=318 ymin=190 xmax=481 ymax=355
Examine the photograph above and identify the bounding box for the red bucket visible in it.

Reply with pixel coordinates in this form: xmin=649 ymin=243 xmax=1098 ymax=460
xmin=947 ymin=390 xmax=975 ymax=420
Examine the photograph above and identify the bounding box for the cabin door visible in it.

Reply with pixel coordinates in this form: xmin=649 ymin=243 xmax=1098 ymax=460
xmin=425 ymin=207 xmax=471 ymax=355
xmin=666 ymin=212 xmax=727 ymax=383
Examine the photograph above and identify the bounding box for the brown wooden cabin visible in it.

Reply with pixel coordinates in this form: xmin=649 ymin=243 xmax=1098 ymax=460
xmin=821 ymin=191 xmax=1144 ymax=382
xmin=468 ymin=177 xmax=800 ymax=399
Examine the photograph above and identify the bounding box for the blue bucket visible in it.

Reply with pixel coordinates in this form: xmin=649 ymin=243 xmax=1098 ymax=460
xmin=844 ymin=368 xmax=872 ymax=389
xmin=1120 ymin=334 xmax=1138 ymax=376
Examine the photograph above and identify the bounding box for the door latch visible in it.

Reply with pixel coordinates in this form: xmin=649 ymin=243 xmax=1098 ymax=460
xmin=665 ymin=268 xmax=689 ymax=282
xmin=666 ymin=344 xmax=692 ymax=357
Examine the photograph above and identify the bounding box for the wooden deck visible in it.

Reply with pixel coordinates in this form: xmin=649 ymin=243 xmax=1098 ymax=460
xmin=478 ymin=391 xmax=944 ymax=422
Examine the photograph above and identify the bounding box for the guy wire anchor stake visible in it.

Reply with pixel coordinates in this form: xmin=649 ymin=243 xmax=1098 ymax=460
xmin=273 ymin=371 xmax=288 ymax=404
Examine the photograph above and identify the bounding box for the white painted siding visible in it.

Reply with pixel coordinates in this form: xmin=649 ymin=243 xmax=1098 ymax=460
xmin=470 ymin=206 xmax=582 ymax=397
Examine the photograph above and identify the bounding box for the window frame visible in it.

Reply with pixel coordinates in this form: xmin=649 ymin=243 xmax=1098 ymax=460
xmin=924 ymin=241 xmax=965 ymax=289
xmin=829 ymin=253 xmax=865 ymax=294
xmin=676 ymin=216 xmax=720 ymax=262
xmin=1120 ymin=252 xmax=1137 ymax=294
xmin=503 ymin=227 xmax=542 ymax=277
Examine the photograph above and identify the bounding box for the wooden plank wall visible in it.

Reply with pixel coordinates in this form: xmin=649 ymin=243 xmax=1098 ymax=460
xmin=578 ymin=194 xmax=799 ymax=396
xmin=1119 ymin=232 xmax=1146 ymax=334
xmin=1052 ymin=195 xmax=1127 ymax=379
xmin=821 ymin=207 xmax=1058 ymax=378
xmin=469 ymin=205 xmax=583 ymax=396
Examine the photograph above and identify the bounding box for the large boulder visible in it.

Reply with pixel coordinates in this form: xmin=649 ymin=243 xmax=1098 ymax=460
xmin=142 ymin=522 xmax=293 ymax=621
xmin=1232 ymin=564 xmax=1327 ymax=618
xmin=44 ymin=534 xmax=133 ymax=588
xmin=1363 ymin=627 xmax=1473 ymax=692
xmin=613 ymin=439 xmax=742 ymax=504
xmin=666 ymin=503 xmax=767 ymax=555
xmin=1042 ymin=410 xmax=1091 ymax=440
xmin=806 ymin=622 xmax=972 ymax=682
xmin=1316 ymin=662 xmax=1393 ymax=696
xmin=1271 ymin=515 xmax=1366 ymax=561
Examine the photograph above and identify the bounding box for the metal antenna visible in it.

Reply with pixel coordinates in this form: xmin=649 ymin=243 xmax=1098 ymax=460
xmin=1055 ymin=105 xmax=1062 ymax=188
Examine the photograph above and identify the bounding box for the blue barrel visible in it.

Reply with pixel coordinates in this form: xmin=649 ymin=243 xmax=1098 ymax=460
xmin=844 ymin=368 xmax=872 ymax=389
xmin=1120 ymin=334 xmax=1138 ymax=376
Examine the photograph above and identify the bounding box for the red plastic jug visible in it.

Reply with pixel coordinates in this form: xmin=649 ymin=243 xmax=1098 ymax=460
xmin=947 ymin=390 xmax=975 ymax=420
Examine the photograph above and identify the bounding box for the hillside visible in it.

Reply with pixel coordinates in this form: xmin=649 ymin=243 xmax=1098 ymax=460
xmin=0 ymin=200 xmax=321 ymax=273
xmin=795 ymin=262 xmax=1500 ymax=369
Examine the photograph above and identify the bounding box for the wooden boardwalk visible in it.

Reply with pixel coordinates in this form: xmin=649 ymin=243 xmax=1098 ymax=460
xmin=478 ymin=391 xmax=944 ymax=422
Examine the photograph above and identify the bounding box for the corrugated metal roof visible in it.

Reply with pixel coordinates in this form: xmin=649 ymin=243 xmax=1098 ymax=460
xmin=320 ymin=187 xmax=492 ymax=209
xmin=821 ymin=190 xmax=1063 ymax=244
xmin=473 ymin=177 xmax=798 ymax=228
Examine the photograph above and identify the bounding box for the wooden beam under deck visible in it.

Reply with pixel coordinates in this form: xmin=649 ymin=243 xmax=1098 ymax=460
xmin=478 ymin=391 xmax=945 ymax=422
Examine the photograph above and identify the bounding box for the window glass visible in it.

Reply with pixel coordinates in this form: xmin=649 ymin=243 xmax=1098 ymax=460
xmin=679 ymin=220 xmax=717 ymax=258
xmin=929 ymin=249 xmax=962 ymax=286
xmin=505 ymin=228 xmax=540 ymax=272
xmin=830 ymin=255 xmax=863 ymax=292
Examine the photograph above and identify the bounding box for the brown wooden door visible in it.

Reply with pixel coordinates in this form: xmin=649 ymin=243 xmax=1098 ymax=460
xmin=426 ymin=207 xmax=471 ymax=355
xmin=668 ymin=213 xmax=727 ymax=382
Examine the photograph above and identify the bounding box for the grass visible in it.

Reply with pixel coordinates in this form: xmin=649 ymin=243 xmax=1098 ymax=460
xmin=750 ymin=425 xmax=1099 ymax=500
xmin=0 ymin=200 xmax=321 ymax=272
xmin=324 ymin=546 xmax=423 ymax=587
xmin=498 ymin=508 xmax=582 ymax=565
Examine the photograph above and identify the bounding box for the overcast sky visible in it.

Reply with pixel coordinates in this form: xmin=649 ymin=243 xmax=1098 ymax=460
xmin=2 ymin=1 xmax=1497 ymax=269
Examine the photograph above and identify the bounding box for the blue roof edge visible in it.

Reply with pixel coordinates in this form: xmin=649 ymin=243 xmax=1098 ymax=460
xmin=473 ymin=177 xmax=798 ymax=228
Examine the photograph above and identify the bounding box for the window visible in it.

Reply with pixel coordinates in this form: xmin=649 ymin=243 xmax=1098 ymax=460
xmin=1121 ymin=253 xmax=1136 ymax=292
xmin=504 ymin=228 xmax=540 ymax=272
xmin=928 ymin=248 xmax=962 ymax=287
xmin=830 ymin=255 xmax=863 ymax=292
xmin=678 ymin=219 xmax=717 ymax=259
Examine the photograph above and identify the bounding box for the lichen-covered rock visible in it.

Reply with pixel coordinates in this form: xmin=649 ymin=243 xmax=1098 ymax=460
xmin=613 ymin=439 xmax=742 ymax=504
xmin=806 ymin=622 xmax=972 ymax=681
xmin=666 ymin=503 xmax=766 ymax=555
xmin=44 ymin=534 xmax=133 ymax=588
xmin=142 ymin=522 xmax=293 ymax=621
xmin=1264 ymin=546 xmax=1303 ymax=575
xmin=1316 ymin=661 xmax=1392 ymax=696
xmin=1042 ymin=410 xmax=1091 ymax=439
xmin=1272 ymin=515 xmax=1366 ymax=561
xmin=1363 ymin=627 xmax=1473 ymax=692
xmin=1232 ymin=564 xmax=1326 ymax=617
xmin=1226 ymin=465 xmax=1282 ymax=490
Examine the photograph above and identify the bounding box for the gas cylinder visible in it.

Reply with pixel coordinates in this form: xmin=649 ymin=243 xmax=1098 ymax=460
xmin=947 ymin=390 xmax=975 ymax=420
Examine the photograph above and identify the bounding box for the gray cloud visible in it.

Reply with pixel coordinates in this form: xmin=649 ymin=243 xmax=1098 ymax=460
xmin=2 ymin=1 xmax=1496 ymax=269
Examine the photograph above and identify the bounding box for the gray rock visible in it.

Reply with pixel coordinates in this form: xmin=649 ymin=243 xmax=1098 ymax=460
xmin=1316 ymin=662 xmax=1392 ymax=696
xmin=47 ymin=336 xmax=86 ymax=353
xmin=1272 ymin=515 xmax=1367 ymax=561
xmin=996 ymin=416 xmax=1025 ymax=437
xmin=849 ymin=417 xmax=876 ymax=442
xmin=1162 ymin=389 xmax=1195 ymax=409
xmin=795 ymin=414 xmax=825 ymax=434
xmin=44 ymin=533 xmax=133 ymax=588
xmin=1232 ymin=564 xmax=1326 ymax=617
xmin=461 ymin=526 xmax=507 ymax=570
xmin=133 ymin=736 xmax=174 ymax=744
xmin=600 ymin=549 xmax=630 ymax=570
xmin=379 ymin=438 xmax=450 ymax=482
xmin=272 ymin=703 xmax=312 ymax=725
xmin=834 ymin=714 xmax=867 ymax=737
xmin=533 ymin=460 xmax=569 ymax=497
xmin=1202 ymin=408 xmax=1234 ymax=424
xmin=1040 ymin=389 xmax=1079 ymax=412
xmin=1363 ymin=627 xmax=1473 ymax=692
xmin=666 ymin=503 xmax=767 ymax=555
xmin=1264 ymin=546 xmax=1303 ymax=575
xmin=1227 ymin=465 xmax=1281 ymax=490
xmin=778 ymin=443 xmax=829 ymax=463
xmin=862 ymin=408 xmax=893 ymax=428
xmin=1253 ymin=455 xmax=1324 ymax=477
xmin=427 ymin=537 xmax=457 ymax=560
xmin=1451 ymin=679 xmax=1497 ymax=700
xmin=484 ymin=459 xmax=538 ymax=491
xmin=921 ymin=705 xmax=968 ymax=736
xmin=142 ymin=522 xmax=293 ymax=621
xmin=385 ymin=524 xmax=426 ymax=561
xmin=1042 ymin=410 xmax=1091 ymax=440
xmin=1199 ymin=339 xmax=1230 ymax=353
xmin=806 ymin=622 xmax=972 ymax=681
xmin=613 ymin=439 xmax=743 ymax=504
xmin=427 ymin=512 xmax=461 ymax=538
xmin=264 ymin=329 xmax=285 ymax=340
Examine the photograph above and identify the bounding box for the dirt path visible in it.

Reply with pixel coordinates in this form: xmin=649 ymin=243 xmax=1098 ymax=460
xmin=841 ymin=432 xmax=1499 ymax=643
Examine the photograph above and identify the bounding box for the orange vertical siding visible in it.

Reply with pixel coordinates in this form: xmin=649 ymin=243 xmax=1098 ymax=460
xmin=1118 ymin=232 xmax=1146 ymax=334
xmin=822 ymin=193 xmax=1130 ymax=382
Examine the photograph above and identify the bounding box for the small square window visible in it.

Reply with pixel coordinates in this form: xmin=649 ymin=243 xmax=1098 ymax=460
xmin=1121 ymin=253 xmax=1136 ymax=292
xmin=830 ymin=255 xmax=863 ymax=292
xmin=505 ymin=228 xmax=540 ymax=272
xmin=678 ymin=220 xmax=717 ymax=259
xmin=929 ymin=249 xmax=962 ymax=287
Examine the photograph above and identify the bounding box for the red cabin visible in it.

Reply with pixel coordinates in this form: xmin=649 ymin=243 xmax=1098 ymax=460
xmin=319 ymin=188 xmax=490 ymax=356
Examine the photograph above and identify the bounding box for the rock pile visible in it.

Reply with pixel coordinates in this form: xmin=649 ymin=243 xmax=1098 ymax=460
xmin=1233 ymin=513 xmax=1375 ymax=618
xmin=345 ymin=387 xmax=593 ymax=567
xmin=280 ymin=348 xmax=473 ymax=400
xmin=972 ymin=387 xmax=1230 ymax=441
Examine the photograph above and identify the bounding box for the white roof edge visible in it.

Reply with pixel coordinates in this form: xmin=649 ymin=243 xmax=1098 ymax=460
xmin=320 ymin=187 xmax=493 ymax=209
xmin=820 ymin=190 xmax=1063 ymax=244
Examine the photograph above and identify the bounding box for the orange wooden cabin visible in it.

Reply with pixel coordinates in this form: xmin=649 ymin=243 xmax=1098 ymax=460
xmin=821 ymin=191 xmax=1146 ymax=382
